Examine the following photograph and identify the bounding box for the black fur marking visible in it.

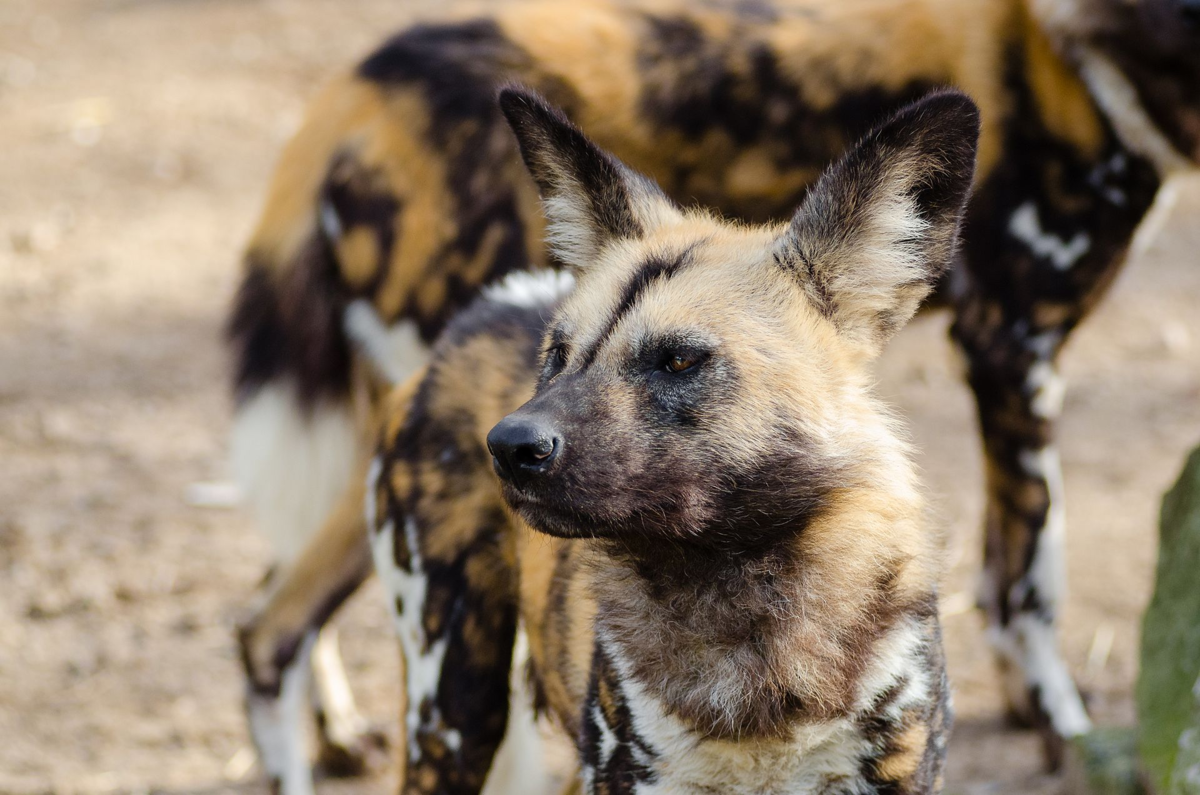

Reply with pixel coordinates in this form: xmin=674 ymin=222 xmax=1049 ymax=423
xmin=858 ymin=617 xmax=951 ymax=793
xmin=581 ymin=641 xmax=658 ymax=792
xmin=398 ymin=517 xmax=517 ymax=791
xmin=631 ymin=336 xmax=726 ymax=428
xmin=358 ymin=23 xmax=549 ymax=344
xmin=773 ymin=245 xmax=835 ymax=319
xmin=1094 ymin=1 xmax=1200 ymax=161
xmin=579 ymin=250 xmax=693 ymax=368
xmin=360 ymin=20 xmax=525 ymax=137
xmin=635 ymin=14 xmax=944 ymax=221
xmin=501 ymin=89 xmax=648 ymax=248
xmin=387 ymin=476 xmax=413 ymax=573
xmin=439 ymin=289 xmax=557 ymax=367
xmin=227 ymin=242 xmax=351 ymax=408
xmin=538 ymin=326 xmax=571 ymax=386
xmin=954 ymin=47 xmax=1159 ymax=337
xmin=1018 ymin=584 xmax=1054 ymax=624
xmin=697 ymin=426 xmax=843 ymax=549
xmin=321 ymin=152 xmax=402 ymax=298
xmin=383 ymin=298 xmax=551 ymax=584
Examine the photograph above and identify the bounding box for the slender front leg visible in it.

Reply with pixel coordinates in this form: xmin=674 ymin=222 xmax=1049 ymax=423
xmin=238 ymin=458 xmax=376 ymax=795
xmin=310 ymin=626 xmax=390 ymax=776
xmin=951 ymin=303 xmax=1090 ymax=766
xmin=367 ymin=448 xmax=519 ymax=795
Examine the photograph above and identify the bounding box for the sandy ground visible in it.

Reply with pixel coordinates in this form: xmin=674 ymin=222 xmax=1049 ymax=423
xmin=1 ymin=1 xmax=1198 ymax=793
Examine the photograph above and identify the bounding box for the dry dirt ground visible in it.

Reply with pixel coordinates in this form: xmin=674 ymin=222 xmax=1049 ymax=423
xmin=1 ymin=1 xmax=1198 ymax=793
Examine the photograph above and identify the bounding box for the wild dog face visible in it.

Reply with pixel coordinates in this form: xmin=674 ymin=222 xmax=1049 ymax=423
xmin=487 ymin=88 xmax=979 ymax=545
xmin=1033 ymin=0 xmax=1200 ymax=164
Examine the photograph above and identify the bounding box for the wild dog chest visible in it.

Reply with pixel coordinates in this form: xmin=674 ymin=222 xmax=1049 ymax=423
xmin=574 ymin=615 xmax=947 ymax=795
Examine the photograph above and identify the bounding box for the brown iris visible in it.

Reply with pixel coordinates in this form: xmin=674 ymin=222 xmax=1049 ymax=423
xmin=665 ymin=354 xmax=696 ymax=373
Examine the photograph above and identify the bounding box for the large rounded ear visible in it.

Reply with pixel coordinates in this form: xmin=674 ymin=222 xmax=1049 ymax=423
xmin=776 ymin=90 xmax=980 ymax=353
xmin=499 ymin=87 xmax=680 ymax=271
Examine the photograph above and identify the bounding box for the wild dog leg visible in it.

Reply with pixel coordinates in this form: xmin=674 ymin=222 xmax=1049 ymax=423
xmin=310 ymin=626 xmax=390 ymax=776
xmin=238 ymin=461 xmax=379 ymax=795
xmin=951 ymin=303 xmax=1091 ymax=767
xmin=365 ymin=445 xmax=519 ymax=795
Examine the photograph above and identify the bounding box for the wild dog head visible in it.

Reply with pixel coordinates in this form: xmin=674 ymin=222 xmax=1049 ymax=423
xmin=487 ymin=88 xmax=979 ymax=547
xmin=1032 ymin=0 xmax=1200 ymax=165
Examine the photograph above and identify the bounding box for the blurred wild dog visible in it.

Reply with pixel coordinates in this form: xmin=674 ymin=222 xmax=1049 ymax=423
xmin=230 ymin=0 xmax=1200 ymax=784
xmin=378 ymin=86 xmax=975 ymax=794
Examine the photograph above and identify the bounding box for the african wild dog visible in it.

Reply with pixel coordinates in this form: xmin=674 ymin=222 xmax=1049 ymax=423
xmin=366 ymin=86 xmax=977 ymax=794
xmin=231 ymin=0 xmax=1200 ymax=783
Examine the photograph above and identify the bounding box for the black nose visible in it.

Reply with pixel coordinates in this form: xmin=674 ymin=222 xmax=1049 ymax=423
xmin=486 ymin=416 xmax=561 ymax=482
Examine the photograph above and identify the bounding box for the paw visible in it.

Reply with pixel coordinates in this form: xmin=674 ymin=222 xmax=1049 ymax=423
xmin=1001 ymin=678 xmax=1093 ymax=772
xmin=315 ymin=724 xmax=391 ymax=778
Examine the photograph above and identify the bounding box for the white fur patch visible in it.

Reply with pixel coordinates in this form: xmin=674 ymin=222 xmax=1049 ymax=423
xmin=1022 ymin=446 xmax=1068 ymax=611
xmin=600 ymin=640 xmax=877 ymax=795
xmin=1008 ymin=202 xmax=1091 ymax=270
xmin=247 ymin=632 xmax=317 ymax=795
xmin=368 ymin=458 xmax=557 ymax=791
xmin=990 ymin=614 xmax=1092 ymax=738
xmin=230 ymin=383 xmax=357 ymax=563
xmin=371 ymin=513 xmax=450 ymax=762
xmin=541 ymin=176 xmax=681 ymax=271
xmin=543 ymin=195 xmax=604 ymax=271
xmin=483 ymin=269 xmax=576 ymax=309
xmin=319 ymin=196 xmax=344 ymax=242
xmin=592 ymin=704 xmax=619 ymax=768
xmin=343 ymin=300 xmax=427 ymax=386
xmin=1088 ymin=153 xmax=1130 ymax=206
xmin=363 ymin=454 xmax=383 ymax=537
xmin=1026 ymin=360 xmax=1067 ymax=420
xmin=991 ymin=445 xmax=1091 ymax=737
xmin=482 ymin=627 xmax=557 ymax=795
xmin=853 ymin=619 xmax=933 ymax=720
xmin=310 ymin=628 xmax=368 ymax=747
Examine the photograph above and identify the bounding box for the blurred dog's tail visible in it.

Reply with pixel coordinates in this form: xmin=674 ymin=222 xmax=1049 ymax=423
xmin=227 ymin=228 xmax=360 ymax=563
xmin=225 ymin=77 xmax=426 ymax=563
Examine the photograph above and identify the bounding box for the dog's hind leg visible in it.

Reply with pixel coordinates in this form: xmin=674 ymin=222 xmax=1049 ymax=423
xmin=238 ymin=456 xmax=381 ymax=795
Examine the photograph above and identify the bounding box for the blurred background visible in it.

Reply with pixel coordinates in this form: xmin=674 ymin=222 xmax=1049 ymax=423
xmin=1 ymin=1 xmax=1198 ymax=793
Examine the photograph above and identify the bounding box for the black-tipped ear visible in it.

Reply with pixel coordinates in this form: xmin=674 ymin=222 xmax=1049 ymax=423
xmin=499 ymin=87 xmax=678 ymax=270
xmin=777 ymin=90 xmax=980 ymax=352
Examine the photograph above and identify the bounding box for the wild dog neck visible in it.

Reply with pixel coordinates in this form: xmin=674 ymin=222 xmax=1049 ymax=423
xmin=585 ymin=450 xmax=938 ymax=742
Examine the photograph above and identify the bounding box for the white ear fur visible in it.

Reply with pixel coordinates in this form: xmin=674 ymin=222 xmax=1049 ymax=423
xmin=778 ymin=90 xmax=980 ymax=351
xmin=500 ymin=88 xmax=679 ymax=269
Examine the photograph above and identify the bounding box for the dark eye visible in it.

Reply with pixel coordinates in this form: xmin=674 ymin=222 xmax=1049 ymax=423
xmin=663 ymin=354 xmax=698 ymax=374
xmin=542 ymin=344 xmax=568 ymax=378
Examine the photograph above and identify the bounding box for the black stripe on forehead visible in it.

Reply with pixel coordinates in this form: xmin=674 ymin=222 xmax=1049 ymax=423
xmin=579 ymin=248 xmax=696 ymax=367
